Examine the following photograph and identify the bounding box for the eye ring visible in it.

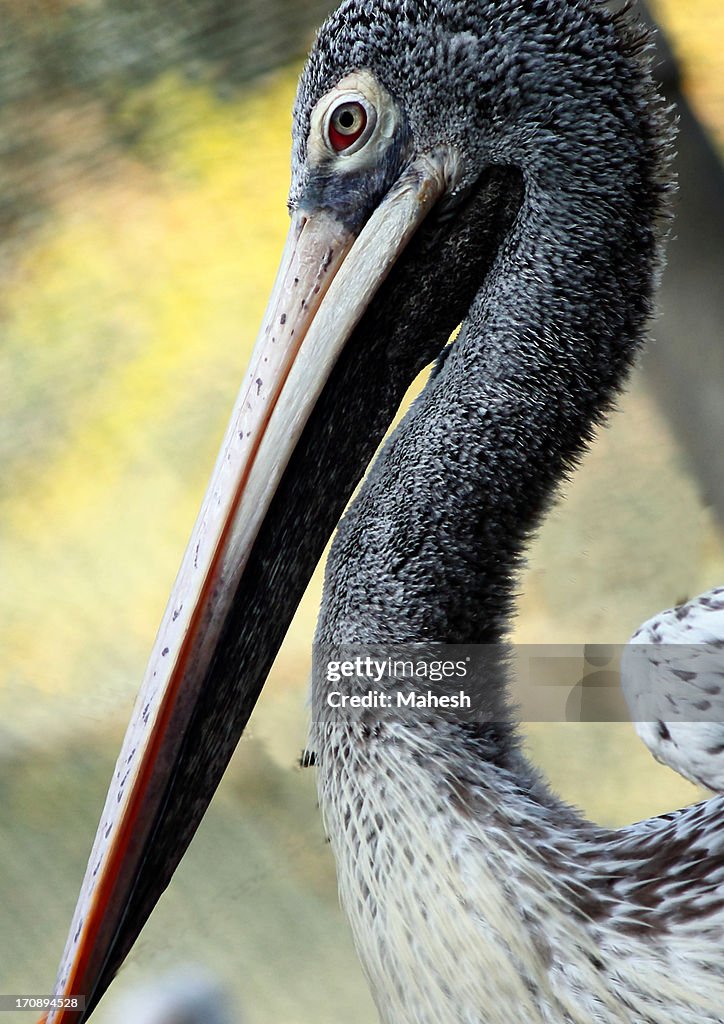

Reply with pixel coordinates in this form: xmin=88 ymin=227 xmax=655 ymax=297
xmin=324 ymin=94 xmax=377 ymax=155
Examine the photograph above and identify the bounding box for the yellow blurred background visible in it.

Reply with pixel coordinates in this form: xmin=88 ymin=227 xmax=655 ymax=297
xmin=0 ymin=2 xmax=723 ymax=1021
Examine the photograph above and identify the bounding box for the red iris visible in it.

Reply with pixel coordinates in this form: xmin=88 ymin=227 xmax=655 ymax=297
xmin=328 ymin=101 xmax=368 ymax=152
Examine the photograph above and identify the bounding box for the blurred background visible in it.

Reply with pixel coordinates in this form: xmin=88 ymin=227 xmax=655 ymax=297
xmin=0 ymin=1 xmax=723 ymax=1021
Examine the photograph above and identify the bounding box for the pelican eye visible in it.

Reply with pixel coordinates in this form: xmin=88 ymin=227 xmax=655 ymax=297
xmin=325 ymin=98 xmax=375 ymax=154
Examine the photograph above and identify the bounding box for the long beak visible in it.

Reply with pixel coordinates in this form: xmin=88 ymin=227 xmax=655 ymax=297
xmin=44 ymin=153 xmax=449 ymax=1023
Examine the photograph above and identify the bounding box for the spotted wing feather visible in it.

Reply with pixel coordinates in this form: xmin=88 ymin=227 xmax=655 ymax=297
xmin=622 ymin=587 xmax=724 ymax=792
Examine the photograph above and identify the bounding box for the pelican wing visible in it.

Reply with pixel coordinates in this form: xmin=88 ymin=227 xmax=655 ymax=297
xmin=622 ymin=588 xmax=724 ymax=792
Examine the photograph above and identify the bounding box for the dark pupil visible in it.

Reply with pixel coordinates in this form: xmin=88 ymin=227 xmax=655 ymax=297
xmin=338 ymin=108 xmax=357 ymax=131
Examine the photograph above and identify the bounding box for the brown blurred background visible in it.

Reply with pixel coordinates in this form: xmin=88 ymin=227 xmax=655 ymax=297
xmin=0 ymin=2 xmax=723 ymax=1021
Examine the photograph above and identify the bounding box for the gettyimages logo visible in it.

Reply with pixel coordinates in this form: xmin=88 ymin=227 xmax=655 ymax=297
xmin=325 ymin=655 xmax=469 ymax=684
xmin=324 ymin=654 xmax=473 ymax=711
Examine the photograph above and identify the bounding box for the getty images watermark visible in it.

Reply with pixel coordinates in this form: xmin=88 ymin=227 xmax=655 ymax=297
xmin=311 ymin=643 xmax=724 ymax=725
xmin=326 ymin=654 xmax=471 ymax=709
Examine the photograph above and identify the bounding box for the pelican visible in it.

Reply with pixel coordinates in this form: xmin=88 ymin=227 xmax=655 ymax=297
xmin=44 ymin=1 xmax=724 ymax=1022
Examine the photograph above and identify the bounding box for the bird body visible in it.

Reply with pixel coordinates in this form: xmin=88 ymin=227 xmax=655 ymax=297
xmin=314 ymin=720 xmax=724 ymax=1023
xmin=304 ymin=2 xmax=724 ymax=1019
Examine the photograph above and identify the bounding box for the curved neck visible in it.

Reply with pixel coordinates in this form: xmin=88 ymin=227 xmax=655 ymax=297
xmin=317 ymin=142 xmax=665 ymax=648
